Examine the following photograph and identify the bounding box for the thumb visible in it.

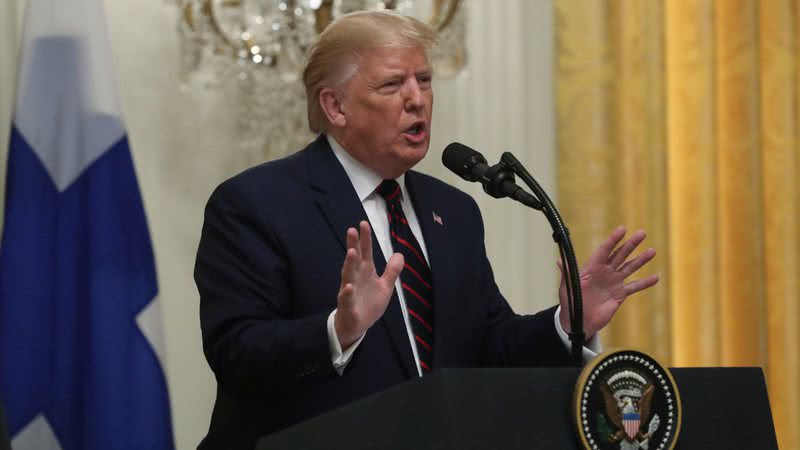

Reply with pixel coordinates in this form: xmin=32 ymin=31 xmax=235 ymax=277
xmin=382 ymin=253 xmax=405 ymax=286
xmin=556 ymin=259 xmax=567 ymax=289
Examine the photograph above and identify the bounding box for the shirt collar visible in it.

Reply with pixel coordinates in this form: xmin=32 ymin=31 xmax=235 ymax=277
xmin=327 ymin=134 xmax=408 ymax=202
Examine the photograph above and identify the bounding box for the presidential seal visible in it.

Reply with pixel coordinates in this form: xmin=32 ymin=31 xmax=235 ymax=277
xmin=574 ymin=349 xmax=682 ymax=450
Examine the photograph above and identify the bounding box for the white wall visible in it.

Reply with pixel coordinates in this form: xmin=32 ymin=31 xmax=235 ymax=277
xmin=0 ymin=1 xmax=557 ymax=448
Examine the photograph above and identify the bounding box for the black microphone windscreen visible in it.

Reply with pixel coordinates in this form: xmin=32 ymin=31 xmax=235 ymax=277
xmin=442 ymin=143 xmax=486 ymax=181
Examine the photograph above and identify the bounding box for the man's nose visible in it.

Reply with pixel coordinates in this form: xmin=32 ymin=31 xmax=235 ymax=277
xmin=403 ymin=80 xmax=424 ymax=110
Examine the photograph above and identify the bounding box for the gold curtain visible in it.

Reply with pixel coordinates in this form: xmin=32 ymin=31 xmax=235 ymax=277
xmin=555 ymin=1 xmax=800 ymax=448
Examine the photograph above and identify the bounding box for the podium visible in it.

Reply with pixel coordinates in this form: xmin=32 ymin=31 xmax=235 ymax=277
xmin=0 ymin=395 xmax=9 ymax=450
xmin=257 ymin=368 xmax=777 ymax=449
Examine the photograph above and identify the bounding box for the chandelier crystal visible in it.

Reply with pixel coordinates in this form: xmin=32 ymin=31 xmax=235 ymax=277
xmin=174 ymin=0 xmax=466 ymax=159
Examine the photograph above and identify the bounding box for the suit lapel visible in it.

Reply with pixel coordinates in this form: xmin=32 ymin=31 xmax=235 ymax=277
xmin=405 ymin=171 xmax=458 ymax=369
xmin=307 ymin=136 xmax=417 ymax=379
xmin=307 ymin=136 xmax=368 ymax=251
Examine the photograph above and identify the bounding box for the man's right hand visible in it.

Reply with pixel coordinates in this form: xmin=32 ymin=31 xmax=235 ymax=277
xmin=334 ymin=220 xmax=404 ymax=348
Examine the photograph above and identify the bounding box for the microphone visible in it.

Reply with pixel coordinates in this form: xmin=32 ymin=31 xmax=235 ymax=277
xmin=442 ymin=142 xmax=541 ymax=210
xmin=444 ymin=143 xmax=585 ymax=364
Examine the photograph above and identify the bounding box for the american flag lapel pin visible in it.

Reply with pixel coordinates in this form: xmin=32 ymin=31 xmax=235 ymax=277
xmin=432 ymin=211 xmax=443 ymax=225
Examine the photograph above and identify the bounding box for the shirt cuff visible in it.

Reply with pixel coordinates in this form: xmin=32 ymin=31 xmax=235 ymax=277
xmin=327 ymin=309 xmax=366 ymax=375
xmin=553 ymin=305 xmax=602 ymax=363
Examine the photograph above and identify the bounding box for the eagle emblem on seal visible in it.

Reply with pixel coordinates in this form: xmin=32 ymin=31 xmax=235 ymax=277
xmin=598 ymin=370 xmax=661 ymax=450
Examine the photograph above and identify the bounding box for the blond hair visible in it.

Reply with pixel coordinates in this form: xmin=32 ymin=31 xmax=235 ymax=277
xmin=302 ymin=10 xmax=436 ymax=133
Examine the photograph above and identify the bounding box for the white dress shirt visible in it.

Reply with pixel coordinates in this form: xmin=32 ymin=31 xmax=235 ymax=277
xmin=324 ymin=135 xmax=599 ymax=376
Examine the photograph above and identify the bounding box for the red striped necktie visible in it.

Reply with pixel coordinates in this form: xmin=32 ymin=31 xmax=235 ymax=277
xmin=377 ymin=179 xmax=434 ymax=375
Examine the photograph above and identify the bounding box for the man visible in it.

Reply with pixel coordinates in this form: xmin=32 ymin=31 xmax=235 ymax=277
xmin=194 ymin=10 xmax=658 ymax=450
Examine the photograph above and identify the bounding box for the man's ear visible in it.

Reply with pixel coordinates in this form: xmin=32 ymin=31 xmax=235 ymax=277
xmin=319 ymin=88 xmax=347 ymax=128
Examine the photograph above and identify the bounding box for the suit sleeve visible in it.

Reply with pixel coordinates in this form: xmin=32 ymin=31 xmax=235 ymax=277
xmin=195 ymin=181 xmax=336 ymax=398
xmin=466 ymin=198 xmax=577 ymax=368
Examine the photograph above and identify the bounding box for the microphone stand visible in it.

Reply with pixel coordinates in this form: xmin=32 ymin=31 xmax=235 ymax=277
xmin=495 ymin=152 xmax=585 ymax=366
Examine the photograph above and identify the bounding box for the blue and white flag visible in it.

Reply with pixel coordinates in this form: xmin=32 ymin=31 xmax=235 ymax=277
xmin=0 ymin=0 xmax=174 ymax=449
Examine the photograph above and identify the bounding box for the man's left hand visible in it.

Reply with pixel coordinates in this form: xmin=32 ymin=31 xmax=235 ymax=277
xmin=557 ymin=226 xmax=659 ymax=338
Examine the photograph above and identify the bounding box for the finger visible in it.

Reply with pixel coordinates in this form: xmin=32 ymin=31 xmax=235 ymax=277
xmin=340 ymin=248 xmax=358 ymax=287
xmin=359 ymin=221 xmax=374 ymax=265
xmin=618 ymin=248 xmax=656 ymax=277
xmin=608 ymin=229 xmax=647 ymax=269
xmin=346 ymin=227 xmax=359 ymax=257
xmin=590 ymin=226 xmax=627 ymax=264
xmin=624 ymin=274 xmax=660 ymax=296
xmin=382 ymin=252 xmax=405 ymax=286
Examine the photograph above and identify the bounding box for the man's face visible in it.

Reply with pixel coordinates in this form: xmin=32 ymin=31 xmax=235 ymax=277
xmin=336 ymin=46 xmax=433 ymax=179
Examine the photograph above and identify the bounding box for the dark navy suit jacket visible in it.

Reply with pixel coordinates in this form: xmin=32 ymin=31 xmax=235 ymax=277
xmin=194 ymin=135 xmax=573 ymax=449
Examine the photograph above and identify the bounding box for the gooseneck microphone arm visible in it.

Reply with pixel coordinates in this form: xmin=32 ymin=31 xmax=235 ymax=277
xmin=441 ymin=143 xmax=584 ymax=366
xmin=500 ymin=151 xmax=584 ymax=365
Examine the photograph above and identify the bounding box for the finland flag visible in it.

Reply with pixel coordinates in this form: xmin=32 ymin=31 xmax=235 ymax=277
xmin=0 ymin=0 xmax=174 ymax=449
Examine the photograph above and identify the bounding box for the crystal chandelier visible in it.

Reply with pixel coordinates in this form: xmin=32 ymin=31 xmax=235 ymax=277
xmin=175 ymin=0 xmax=466 ymax=159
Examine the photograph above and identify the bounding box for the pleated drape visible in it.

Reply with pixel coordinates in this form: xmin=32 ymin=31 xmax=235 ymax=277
xmin=556 ymin=1 xmax=800 ymax=447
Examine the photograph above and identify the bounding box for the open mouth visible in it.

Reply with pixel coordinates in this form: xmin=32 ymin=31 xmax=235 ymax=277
xmin=406 ymin=124 xmax=422 ymax=135
xmin=403 ymin=122 xmax=426 ymax=137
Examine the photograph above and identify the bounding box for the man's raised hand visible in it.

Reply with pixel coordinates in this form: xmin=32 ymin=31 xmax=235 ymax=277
xmin=334 ymin=221 xmax=404 ymax=348
xmin=558 ymin=226 xmax=659 ymax=338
